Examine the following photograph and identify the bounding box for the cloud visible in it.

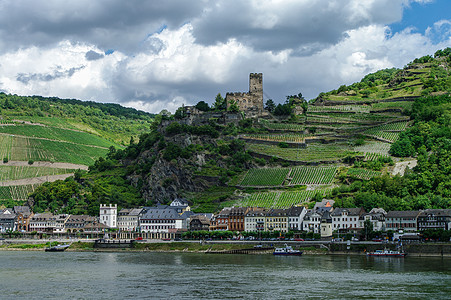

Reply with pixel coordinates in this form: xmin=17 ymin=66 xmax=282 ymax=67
xmin=191 ymin=0 xmax=406 ymax=53
xmin=16 ymin=66 xmax=85 ymax=84
xmin=0 ymin=0 xmax=449 ymax=114
xmin=0 ymin=0 xmax=205 ymax=53
xmin=85 ymin=50 xmax=104 ymax=61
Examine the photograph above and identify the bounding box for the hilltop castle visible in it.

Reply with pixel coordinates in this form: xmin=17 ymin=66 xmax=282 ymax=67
xmin=226 ymin=73 xmax=264 ymax=117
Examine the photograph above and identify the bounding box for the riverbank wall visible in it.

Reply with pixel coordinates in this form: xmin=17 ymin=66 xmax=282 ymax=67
xmin=2 ymin=240 xmax=451 ymax=256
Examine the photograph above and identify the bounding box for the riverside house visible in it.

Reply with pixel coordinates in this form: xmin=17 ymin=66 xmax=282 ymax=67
xmin=0 ymin=208 xmax=16 ymax=233
xmin=244 ymin=208 xmax=267 ymax=232
xmin=117 ymin=208 xmax=144 ymax=232
xmin=265 ymin=209 xmax=289 ymax=232
xmin=417 ymin=209 xmax=451 ymax=231
xmin=331 ymin=208 xmax=366 ymax=233
xmin=386 ymin=211 xmax=421 ymax=232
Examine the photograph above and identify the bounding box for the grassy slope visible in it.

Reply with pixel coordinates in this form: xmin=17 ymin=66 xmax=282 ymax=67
xmin=0 ymin=94 xmax=154 ymax=205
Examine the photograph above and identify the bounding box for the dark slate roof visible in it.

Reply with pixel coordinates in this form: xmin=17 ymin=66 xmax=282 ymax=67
xmin=230 ymin=207 xmax=249 ymax=216
xmin=287 ymin=206 xmax=306 ymax=217
xmin=141 ymin=207 xmax=184 ymax=220
xmin=0 ymin=212 xmax=16 ymax=220
xmin=321 ymin=211 xmax=332 ymax=222
xmin=181 ymin=211 xmax=195 ymax=219
xmin=245 ymin=208 xmax=268 ymax=217
xmin=418 ymin=209 xmax=451 ymax=217
xmin=129 ymin=208 xmax=144 ymax=216
xmin=386 ymin=211 xmax=420 ymax=218
xmin=331 ymin=208 xmax=364 ymax=217
xmin=13 ymin=206 xmax=31 ymax=215
xmin=118 ymin=208 xmax=132 ymax=215
xmin=267 ymin=209 xmax=288 ymax=217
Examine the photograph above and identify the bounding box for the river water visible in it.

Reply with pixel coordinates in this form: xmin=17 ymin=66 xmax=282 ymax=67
xmin=0 ymin=251 xmax=450 ymax=299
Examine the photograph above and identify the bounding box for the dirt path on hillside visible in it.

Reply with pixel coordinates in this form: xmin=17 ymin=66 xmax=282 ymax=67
xmin=2 ymin=161 xmax=88 ymax=170
xmin=392 ymin=159 xmax=417 ymax=176
xmin=0 ymin=174 xmax=74 ymax=186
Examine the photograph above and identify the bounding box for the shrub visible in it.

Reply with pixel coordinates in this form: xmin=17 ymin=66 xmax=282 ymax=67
xmin=3 ymin=157 xmax=8 ymax=163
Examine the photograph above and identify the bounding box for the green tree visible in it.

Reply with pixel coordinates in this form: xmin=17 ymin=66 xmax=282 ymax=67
xmin=195 ymin=101 xmax=210 ymax=112
xmin=213 ymin=93 xmax=226 ymax=111
xmin=228 ymin=99 xmax=240 ymax=113
xmin=265 ymin=99 xmax=276 ymax=112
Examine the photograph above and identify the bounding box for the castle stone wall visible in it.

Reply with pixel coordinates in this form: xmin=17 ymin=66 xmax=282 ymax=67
xmin=226 ymin=73 xmax=264 ymax=117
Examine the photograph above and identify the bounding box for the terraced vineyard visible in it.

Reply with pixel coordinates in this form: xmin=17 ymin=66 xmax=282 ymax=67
xmin=0 ymin=135 xmax=108 ymax=165
xmin=0 ymin=124 xmax=119 ymax=148
xmin=0 ymin=166 xmax=75 ymax=181
xmin=241 ymin=133 xmax=312 ymax=143
xmin=235 ymin=188 xmax=332 ymax=208
xmin=363 ymin=129 xmax=400 ymax=143
xmin=0 ymin=184 xmax=38 ymax=201
xmin=347 ymin=168 xmax=382 ymax=180
xmin=354 ymin=141 xmax=391 ymax=155
xmin=247 ymin=143 xmax=354 ymax=162
xmin=259 ymin=120 xmax=304 ymax=131
xmin=289 ymin=166 xmax=337 ymax=185
xmin=240 ymin=168 xmax=290 ymax=186
xmin=239 ymin=166 xmax=338 ymax=186
xmin=308 ymin=105 xmax=371 ymax=113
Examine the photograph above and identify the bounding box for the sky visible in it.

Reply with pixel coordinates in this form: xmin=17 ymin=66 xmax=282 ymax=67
xmin=0 ymin=0 xmax=450 ymax=113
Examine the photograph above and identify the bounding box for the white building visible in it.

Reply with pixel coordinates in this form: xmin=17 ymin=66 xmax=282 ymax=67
xmin=29 ymin=213 xmax=53 ymax=232
xmin=360 ymin=208 xmax=386 ymax=232
xmin=288 ymin=206 xmax=307 ymax=231
xmin=49 ymin=214 xmax=70 ymax=233
xmin=118 ymin=208 xmax=143 ymax=232
xmin=302 ymin=210 xmax=323 ymax=233
xmin=139 ymin=205 xmax=186 ymax=233
xmin=244 ymin=209 xmax=267 ymax=232
xmin=100 ymin=204 xmax=117 ymax=229
xmin=331 ymin=208 xmax=365 ymax=232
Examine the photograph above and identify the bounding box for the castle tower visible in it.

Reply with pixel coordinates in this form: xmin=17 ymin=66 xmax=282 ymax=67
xmin=225 ymin=73 xmax=264 ymax=116
xmin=100 ymin=204 xmax=117 ymax=228
xmin=249 ymin=73 xmax=263 ymax=97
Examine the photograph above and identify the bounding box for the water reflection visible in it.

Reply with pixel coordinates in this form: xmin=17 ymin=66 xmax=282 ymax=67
xmin=0 ymin=251 xmax=450 ymax=299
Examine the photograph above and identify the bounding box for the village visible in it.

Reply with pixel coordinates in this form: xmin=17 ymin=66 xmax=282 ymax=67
xmin=1 ymin=199 xmax=450 ymax=242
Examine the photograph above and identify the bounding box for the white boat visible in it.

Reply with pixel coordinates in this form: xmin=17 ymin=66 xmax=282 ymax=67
xmin=273 ymin=244 xmax=303 ymax=256
xmin=366 ymin=248 xmax=406 ymax=257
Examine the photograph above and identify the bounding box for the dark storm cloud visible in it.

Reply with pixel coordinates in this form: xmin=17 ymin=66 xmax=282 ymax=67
xmin=191 ymin=0 xmax=404 ymax=53
xmin=85 ymin=50 xmax=104 ymax=61
xmin=16 ymin=66 xmax=85 ymax=84
xmin=0 ymin=0 xmax=205 ymax=53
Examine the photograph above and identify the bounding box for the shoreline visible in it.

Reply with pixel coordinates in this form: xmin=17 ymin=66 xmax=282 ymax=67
xmin=1 ymin=241 xmax=451 ymax=257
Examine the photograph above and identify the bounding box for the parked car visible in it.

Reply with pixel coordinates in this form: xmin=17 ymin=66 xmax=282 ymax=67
xmin=135 ymin=237 xmax=143 ymax=241
xmin=294 ymin=238 xmax=304 ymax=241
xmin=372 ymin=238 xmax=383 ymax=242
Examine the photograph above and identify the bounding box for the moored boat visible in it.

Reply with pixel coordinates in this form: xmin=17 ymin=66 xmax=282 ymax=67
xmin=273 ymin=244 xmax=302 ymax=256
xmin=45 ymin=244 xmax=71 ymax=252
xmin=366 ymin=248 xmax=406 ymax=257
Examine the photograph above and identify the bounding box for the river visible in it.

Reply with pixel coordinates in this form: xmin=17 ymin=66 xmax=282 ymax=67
xmin=0 ymin=251 xmax=450 ymax=299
